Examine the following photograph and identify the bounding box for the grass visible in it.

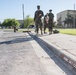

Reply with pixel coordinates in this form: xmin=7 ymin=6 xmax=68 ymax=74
xmin=45 ymin=28 xmax=76 ymax=35
xmin=58 ymin=29 xmax=76 ymax=35
xmin=0 ymin=28 xmax=76 ymax=36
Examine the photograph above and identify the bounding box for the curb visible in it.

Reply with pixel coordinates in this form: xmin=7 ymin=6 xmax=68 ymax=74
xmin=38 ymin=37 xmax=76 ymax=74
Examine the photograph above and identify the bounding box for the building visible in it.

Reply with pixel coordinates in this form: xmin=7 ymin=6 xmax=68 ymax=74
xmin=57 ymin=10 xmax=76 ymax=28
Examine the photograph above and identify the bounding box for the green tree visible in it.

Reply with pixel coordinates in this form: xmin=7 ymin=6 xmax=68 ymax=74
xmin=0 ymin=22 xmax=1 ymax=27
xmin=2 ymin=19 xmax=20 ymax=28
xmin=11 ymin=19 xmax=20 ymax=27
xmin=24 ymin=15 xmax=34 ymax=28
xmin=2 ymin=19 xmax=10 ymax=27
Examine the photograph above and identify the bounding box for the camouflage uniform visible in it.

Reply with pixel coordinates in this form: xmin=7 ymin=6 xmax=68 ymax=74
xmin=34 ymin=5 xmax=44 ymax=35
xmin=44 ymin=13 xmax=49 ymax=33
xmin=48 ymin=10 xmax=54 ymax=34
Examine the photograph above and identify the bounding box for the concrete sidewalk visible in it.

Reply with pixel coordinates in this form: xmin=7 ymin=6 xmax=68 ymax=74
xmin=31 ymin=31 xmax=76 ymax=72
xmin=40 ymin=33 xmax=76 ymax=57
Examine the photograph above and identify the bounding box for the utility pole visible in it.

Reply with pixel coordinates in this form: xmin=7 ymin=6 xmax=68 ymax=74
xmin=74 ymin=3 xmax=75 ymax=10
xmin=73 ymin=4 xmax=75 ymax=28
xmin=22 ymin=4 xmax=24 ymax=28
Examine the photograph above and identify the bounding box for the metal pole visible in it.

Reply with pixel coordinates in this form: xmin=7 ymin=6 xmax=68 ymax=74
xmin=73 ymin=4 xmax=75 ymax=28
xmin=74 ymin=3 xmax=75 ymax=10
xmin=22 ymin=4 xmax=24 ymax=28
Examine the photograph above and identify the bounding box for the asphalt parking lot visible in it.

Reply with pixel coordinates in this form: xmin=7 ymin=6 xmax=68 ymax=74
xmin=0 ymin=31 xmax=74 ymax=75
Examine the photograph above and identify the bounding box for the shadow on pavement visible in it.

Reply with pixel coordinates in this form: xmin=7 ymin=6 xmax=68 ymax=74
xmin=0 ymin=37 xmax=33 ymax=44
xmin=29 ymin=33 xmax=74 ymax=75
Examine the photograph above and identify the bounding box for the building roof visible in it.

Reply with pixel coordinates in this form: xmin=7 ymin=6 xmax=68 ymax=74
xmin=57 ymin=10 xmax=76 ymax=14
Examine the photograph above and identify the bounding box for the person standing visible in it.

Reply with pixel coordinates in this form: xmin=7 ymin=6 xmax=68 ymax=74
xmin=48 ymin=9 xmax=54 ymax=34
xmin=44 ymin=13 xmax=49 ymax=34
xmin=34 ymin=5 xmax=44 ymax=35
xmin=13 ymin=26 xmax=16 ymax=32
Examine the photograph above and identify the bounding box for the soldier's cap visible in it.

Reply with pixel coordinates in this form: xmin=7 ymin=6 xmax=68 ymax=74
xmin=49 ymin=9 xmax=52 ymax=12
xmin=37 ymin=5 xmax=40 ymax=8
